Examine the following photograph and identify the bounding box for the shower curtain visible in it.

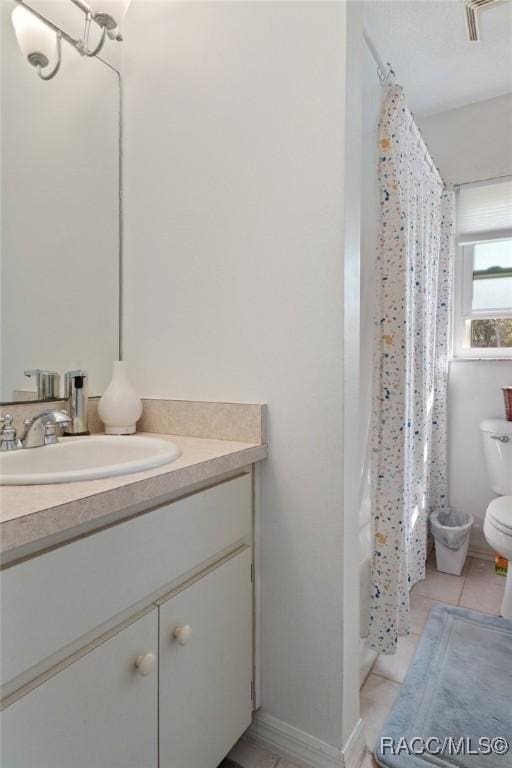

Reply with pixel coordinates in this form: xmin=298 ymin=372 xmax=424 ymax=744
xmin=367 ymin=85 xmax=454 ymax=655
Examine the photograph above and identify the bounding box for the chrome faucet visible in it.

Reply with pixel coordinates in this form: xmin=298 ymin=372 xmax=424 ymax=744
xmin=0 ymin=415 xmax=22 ymax=451
xmin=0 ymin=410 xmax=72 ymax=451
xmin=21 ymin=410 xmax=72 ymax=448
xmin=0 ymin=367 xmax=89 ymax=451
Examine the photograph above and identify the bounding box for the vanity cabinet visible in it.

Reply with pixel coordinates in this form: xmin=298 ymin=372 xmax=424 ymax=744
xmin=1 ymin=473 xmax=255 ymax=768
xmin=1 ymin=610 xmax=159 ymax=768
xmin=1 ymin=473 xmax=252 ymax=687
xmin=159 ymin=547 xmax=253 ymax=768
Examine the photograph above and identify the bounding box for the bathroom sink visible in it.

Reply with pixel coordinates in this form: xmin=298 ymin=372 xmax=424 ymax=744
xmin=0 ymin=435 xmax=181 ymax=485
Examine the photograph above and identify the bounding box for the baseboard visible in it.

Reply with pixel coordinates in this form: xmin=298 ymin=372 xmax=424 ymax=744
xmin=246 ymin=711 xmax=366 ymax=768
xmin=359 ymin=639 xmax=378 ymax=689
xmin=342 ymin=718 xmax=367 ymax=768
xmin=468 ymin=547 xmax=494 ymax=562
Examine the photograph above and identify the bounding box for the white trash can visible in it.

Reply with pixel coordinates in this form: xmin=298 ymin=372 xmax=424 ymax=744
xmin=430 ymin=507 xmax=474 ymax=576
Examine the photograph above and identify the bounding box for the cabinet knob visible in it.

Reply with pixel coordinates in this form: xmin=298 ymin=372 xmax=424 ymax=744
xmin=134 ymin=652 xmax=156 ymax=676
xmin=173 ymin=624 xmax=192 ymax=645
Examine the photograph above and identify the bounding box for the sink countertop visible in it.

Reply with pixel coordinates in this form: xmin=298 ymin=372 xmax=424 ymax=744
xmin=0 ymin=432 xmax=267 ymax=565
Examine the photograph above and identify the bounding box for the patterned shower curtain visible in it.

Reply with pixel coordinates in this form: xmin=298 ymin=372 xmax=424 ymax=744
xmin=367 ymin=86 xmax=454 ymax=655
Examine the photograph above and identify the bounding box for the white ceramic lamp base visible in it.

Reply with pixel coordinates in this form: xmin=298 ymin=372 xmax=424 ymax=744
xmin=98 ymin=361 xmax=142 ymax=436
xmin=104 ymin=425 xmax=138 ymax=435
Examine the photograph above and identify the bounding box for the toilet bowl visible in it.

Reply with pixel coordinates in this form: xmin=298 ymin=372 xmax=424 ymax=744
xmin=480 ymin=419 xmax=512 ymax=620
xmin=483 ymin=496 xmax=512 ymax=618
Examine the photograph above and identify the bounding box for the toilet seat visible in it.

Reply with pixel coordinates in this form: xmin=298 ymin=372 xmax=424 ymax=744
xmin=487 ymin=496 xmax=512 ymax=536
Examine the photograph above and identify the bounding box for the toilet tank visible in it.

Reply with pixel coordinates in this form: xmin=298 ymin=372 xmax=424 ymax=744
xmin=480 ymin=419 xmax=512 ymax=495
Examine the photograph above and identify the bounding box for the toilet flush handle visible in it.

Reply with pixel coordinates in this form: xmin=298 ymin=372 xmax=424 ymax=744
xmin=491 ymin=434 xmax=510 ymax=443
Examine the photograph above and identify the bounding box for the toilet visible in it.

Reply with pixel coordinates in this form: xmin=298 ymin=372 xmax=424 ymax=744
xmin=480 ymin=418 xmax=512 ymax=619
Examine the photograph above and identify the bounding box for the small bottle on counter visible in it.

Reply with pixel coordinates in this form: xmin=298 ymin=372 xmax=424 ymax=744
xmin=98 ymin=361 xmax=142 ymax=435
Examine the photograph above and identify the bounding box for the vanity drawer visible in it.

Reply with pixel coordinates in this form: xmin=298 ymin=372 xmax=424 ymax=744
xmin=1 ymin=472 xmax=251 ymax=688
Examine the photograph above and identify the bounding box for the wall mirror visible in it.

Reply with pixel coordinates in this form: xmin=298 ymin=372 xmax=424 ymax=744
xmin=0 ymin=0 xmax=120 ymax=404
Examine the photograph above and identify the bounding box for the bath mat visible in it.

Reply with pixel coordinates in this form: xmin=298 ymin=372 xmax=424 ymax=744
xmin=374 ymin=604 xmax=512 ymax=767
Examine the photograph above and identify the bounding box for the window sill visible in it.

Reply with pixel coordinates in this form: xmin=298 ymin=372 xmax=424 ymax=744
xmin=449 ymin=356 xmax=512 ymax=363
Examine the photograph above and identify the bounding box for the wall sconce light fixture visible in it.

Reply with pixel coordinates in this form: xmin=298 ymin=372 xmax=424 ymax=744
xmin=11 ymin=0 xmax=130 ymax=81
xmin=12 ymin=5 xmax=62 ymax=79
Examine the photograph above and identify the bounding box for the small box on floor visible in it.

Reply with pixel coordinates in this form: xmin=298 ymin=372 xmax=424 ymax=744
xmin=495 ymin=555 xmax=508 ymax=576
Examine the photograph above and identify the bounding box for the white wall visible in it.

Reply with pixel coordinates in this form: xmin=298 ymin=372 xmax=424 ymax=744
xmin=0 ymin=1 xmax=119 ymax=401
xmin=342 ymin=2 xmax=363 ymax=741
xmin=420 ymin=96 xmax=512 ymax=552
xmin=359 ymin=38 xmax=381 ymax=632
xmin=123 ymin=0 xmax=360 ymax=753
xmin=419 ymin=94 xmax=512 ymax=187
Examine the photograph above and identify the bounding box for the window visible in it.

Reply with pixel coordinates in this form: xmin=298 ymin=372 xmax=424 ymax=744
xmin=453 ymin=178 xmax=512 ymax=358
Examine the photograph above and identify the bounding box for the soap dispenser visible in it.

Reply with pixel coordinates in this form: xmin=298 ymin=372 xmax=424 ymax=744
xmin=64 ymin=370 xmax=89 ymax=435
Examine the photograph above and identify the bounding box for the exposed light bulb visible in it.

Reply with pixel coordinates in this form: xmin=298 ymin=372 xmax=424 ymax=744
xmin=12 ymin=5 xmax=57 ymax=65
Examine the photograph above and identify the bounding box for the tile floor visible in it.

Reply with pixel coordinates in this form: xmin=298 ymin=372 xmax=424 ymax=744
xmin=360 ymin=554 xmax=505 ymax=767
xmin=219 ymin=740 xmax=301 ymax=768
xmin=219 ymin=555 xmax=505 ymax=768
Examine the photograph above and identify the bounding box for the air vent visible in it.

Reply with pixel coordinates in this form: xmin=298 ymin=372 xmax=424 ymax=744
xmin=464 ymin=0 xmax=509 ymax=42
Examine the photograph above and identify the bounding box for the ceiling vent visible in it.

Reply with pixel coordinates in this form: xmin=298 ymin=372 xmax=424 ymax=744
xmin=464 ymin=0 xmax=509 ymax=41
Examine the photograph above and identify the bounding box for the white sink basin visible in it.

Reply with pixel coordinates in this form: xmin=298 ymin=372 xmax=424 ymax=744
xmin=0 ymin=435 xmax=181 ymax=485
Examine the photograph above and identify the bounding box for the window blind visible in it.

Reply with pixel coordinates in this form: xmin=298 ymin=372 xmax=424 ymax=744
xmin=456 ymin=177 xmax=512 ymax=245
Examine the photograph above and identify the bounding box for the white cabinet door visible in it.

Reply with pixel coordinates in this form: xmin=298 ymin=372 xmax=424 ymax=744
xmin=159 ymin=548 xmax=253 ymax=768
xmin=1 ymin=610 xmax=158 ymax=768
